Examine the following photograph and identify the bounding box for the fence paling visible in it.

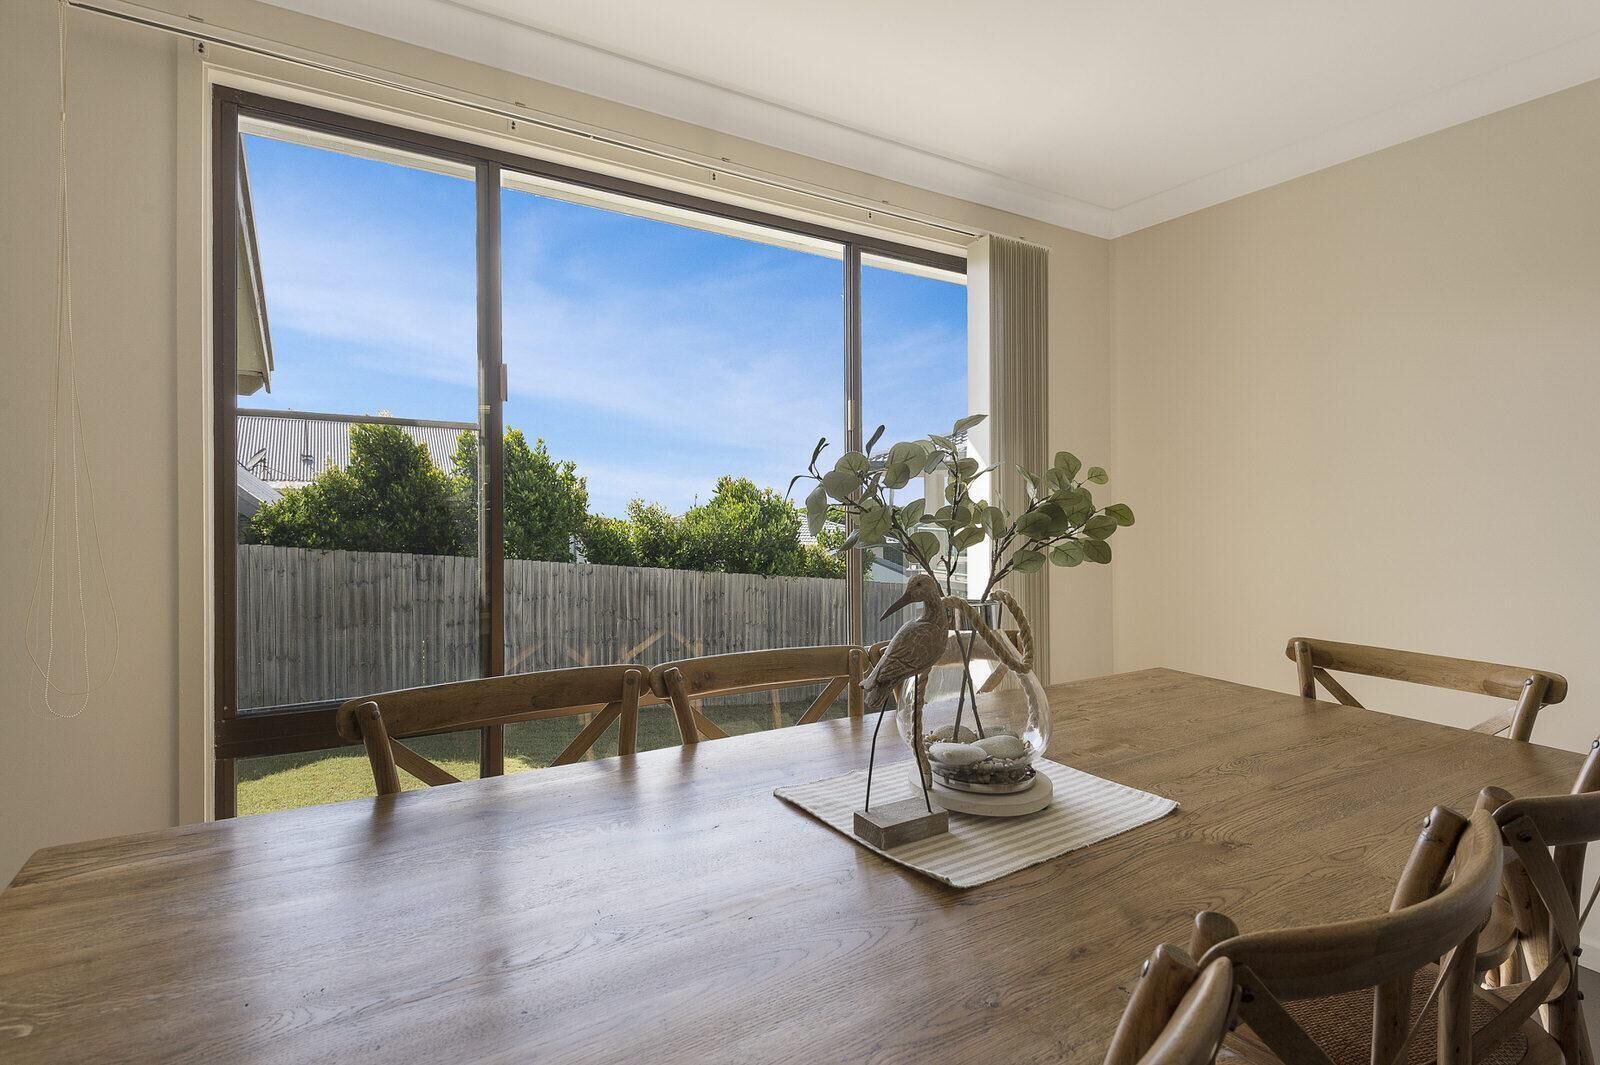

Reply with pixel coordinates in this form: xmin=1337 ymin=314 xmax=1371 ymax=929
xmin=237 ymin=545 xmax=907 ymax=711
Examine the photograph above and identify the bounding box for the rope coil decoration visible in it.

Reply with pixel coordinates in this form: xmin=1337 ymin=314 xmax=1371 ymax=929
xmin=944 ymin=589 xmax=1035 ymax=675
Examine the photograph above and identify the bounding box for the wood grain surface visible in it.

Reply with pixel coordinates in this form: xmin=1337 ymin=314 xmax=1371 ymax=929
xmin=0 ymin=669 xmax=1585 ymax=1065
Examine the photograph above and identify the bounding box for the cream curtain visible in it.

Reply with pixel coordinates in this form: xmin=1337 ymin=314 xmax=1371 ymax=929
xmin=967 ymin=235 xmax=1050 ymax=683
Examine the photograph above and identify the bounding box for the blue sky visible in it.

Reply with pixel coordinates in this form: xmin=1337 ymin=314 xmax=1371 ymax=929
xmin=242 ymin=133 xmax=966 ymax=517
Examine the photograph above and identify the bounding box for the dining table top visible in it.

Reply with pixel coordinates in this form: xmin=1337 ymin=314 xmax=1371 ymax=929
xmin=1 ymin=667 xmax=1587 ymax=1065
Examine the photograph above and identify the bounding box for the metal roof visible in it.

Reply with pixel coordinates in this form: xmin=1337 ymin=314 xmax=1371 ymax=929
xmin=237 ymin=409 xmax=476 ymax=488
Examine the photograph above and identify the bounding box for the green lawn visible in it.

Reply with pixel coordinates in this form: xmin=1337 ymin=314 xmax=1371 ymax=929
xmin=238 ymin=694 xmax=849 ymax=815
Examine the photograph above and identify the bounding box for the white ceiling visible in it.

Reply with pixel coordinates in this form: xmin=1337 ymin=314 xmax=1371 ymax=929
xmin=262 ymin=0 xmax=1600 ymax=237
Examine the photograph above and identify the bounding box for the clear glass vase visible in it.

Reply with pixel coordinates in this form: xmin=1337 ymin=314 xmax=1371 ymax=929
xmin=894 ymin=599 xmax=1050 ymax=794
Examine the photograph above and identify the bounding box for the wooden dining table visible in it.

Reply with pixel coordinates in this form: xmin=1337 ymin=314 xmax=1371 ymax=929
xmin=0 ymin=668 xmax=1585 ymax=1064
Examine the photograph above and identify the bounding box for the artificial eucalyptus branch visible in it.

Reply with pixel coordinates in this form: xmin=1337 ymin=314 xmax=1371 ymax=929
xmin=790 ymin=413 xmax=1134 ymax=602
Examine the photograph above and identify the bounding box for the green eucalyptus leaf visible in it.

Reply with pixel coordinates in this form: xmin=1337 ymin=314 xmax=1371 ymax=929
xmin=820 ymin=469 xmax=861 ymax=500
xmin=944 ymin=481 xmax=960 ymax=503
xmin=1014 ymin=510 xmax=1050 ymax=537
xmin=1012 ymin=549 xmax=1046 ymax=573
xmin=1105 ymin=503 xmax=1135 ymax=526
xmin=955 ymin=457 xmax=980 ymax=479
xmin=928 ymin=433 xmax=956 ymax=450
xmin=804 ymin=485 xmax=828 ymax=537
xmin=1037 ymin=501 xmax=1071 ymax=538
xmin=834 ymin=530 xmax=861 ymax=555
xmin=883 ymin=462 xmax=913 ymax=490
xmin=865 ymin=424 xmax=887 ymax=455
xmin=982 ymin=505 xmax=1007 ymax=537
xmin=836 ymin=451 xmax=870 ymax=476
xmin=921 ymin=450 xmax=945 ymax=475
xmin=1054 ymin=451 xmax=1083 ymax=479
xmin=886 ymin=441 xmax=921 ymax=468
xmin=1084 ymin=514 xmax=1118 ymax=540
xmin=1082 ymin=539 xmax=1112 ymax=564
xmin=1086 ymin=466 xmax=1109 ymax=485
xmin=810 ymin=437 xmax=829 ymax=469
xmin=952 ymin=413 xmax=987 ymax=435
xmin=1051 ymin=542 xmax=1085 ymax=567
xmin=898 ymin=498 xmax=925 ymax=525
xmin=910 ymin=529 xmax=941 ymax=562
xmin=951 ymin=525 xmax=987 ymax=552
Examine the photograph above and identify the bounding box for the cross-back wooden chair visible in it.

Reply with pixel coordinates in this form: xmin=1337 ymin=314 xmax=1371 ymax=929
xmin=1286 ymin=637 xmax=1569 ymax=742
xmin=649 ymin=646 xmax=866 ymax=743
xmin=1471 ymin=737 xmax=1600 ymax=1065
xmin=1192 ymin=806 xmax=1560 ymax=1065
xmin=1103 ymin=945 xmax=1239 ymax=1065
xmin=335 ymin=664 xmax=672 ymax=796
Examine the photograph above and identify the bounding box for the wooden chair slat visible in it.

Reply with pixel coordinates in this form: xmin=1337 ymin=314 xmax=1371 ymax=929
xmin=390 ymin=741 xmax=460 ymax=787
xmin=689 ymin=708 xmax=730 ymax=741
xmin=1310 ymin=668 xmax=1363 ymax=709
xmin=797 ymin=677 xmax=849 ymax=726
xmin=551 ymin=701 xmax=625 ymax=767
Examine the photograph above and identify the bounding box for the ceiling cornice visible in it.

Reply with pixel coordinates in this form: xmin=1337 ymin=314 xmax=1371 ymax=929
xmin=1109 ymin=26 xmax=1600 ymax=236
xmin=265 ymin=0 xmax=1600 ymax=240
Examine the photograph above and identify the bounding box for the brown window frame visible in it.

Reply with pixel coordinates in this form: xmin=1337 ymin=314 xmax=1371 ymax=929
xmin=211 ymin=86 xmax=965 ymax=817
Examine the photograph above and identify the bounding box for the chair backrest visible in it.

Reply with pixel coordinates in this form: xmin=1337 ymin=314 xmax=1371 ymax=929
xmin=1103 ymin=945 xmax=1238 ymax=1065
xmin=1473 ymin=738 xmax=1600 ymax=1064
xmin=1195 ymin=806 xmax=1503 ymax=1065
xmin=1286 ymin=637 xmax=1568 ymax=742
xmin=335 ymin=664 xmax=666 ymax=796
xmin=649 ymin=645 xmax=866 ymax=743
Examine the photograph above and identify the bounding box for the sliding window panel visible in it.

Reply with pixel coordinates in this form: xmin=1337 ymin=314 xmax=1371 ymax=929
xmin=860 ymin=253 xmax=970 ymax=640
xmin=497 ymin=172 xmax=849 ymax=757
xmin=229 ymin=120 xmax=483 ymax=810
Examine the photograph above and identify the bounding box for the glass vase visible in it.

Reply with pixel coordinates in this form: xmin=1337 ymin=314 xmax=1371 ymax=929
xmin=894 ymin=598 xmax=1050 ymax=794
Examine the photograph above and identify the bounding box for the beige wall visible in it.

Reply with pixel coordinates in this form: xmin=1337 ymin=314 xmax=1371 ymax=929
xmin=1111 ymin=79 xmax=1600 ymax=757
xmin=1 ymin=4 xmax=185 ymax=883
xmin=0 ymin=0 xmax=1111 ymax=881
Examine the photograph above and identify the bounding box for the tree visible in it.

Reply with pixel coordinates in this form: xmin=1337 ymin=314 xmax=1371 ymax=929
xmin=574 ymin=477 xmax=846 ymax=578
xmin=575 ymin=513 xmax=640 ymax=567
xmin=450 ymin=429 xmax=589 ymax=561
xmin=244 ymin=422 xmax=463 ymax=555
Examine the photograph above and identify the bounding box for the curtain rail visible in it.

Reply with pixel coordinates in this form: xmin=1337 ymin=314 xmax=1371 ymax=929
xmin=66 ymin=0 xmax=982 ymax=244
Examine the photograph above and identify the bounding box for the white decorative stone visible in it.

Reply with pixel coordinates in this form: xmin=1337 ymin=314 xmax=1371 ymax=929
xmin=974 ymin=734 xmax=1028 ymax=760
xmin=929 ymin=724 xmax=978 ymax=743
xmin=928 ymin=741 xmax=986 ymax=766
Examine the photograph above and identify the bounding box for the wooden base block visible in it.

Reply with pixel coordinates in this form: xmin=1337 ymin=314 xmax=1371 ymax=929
xmin=853 ymin=797 xmax=949 ymax=849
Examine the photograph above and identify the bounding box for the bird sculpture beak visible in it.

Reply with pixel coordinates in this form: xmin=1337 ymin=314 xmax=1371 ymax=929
xmin=880 ymin=587 xmax=919 ymax=621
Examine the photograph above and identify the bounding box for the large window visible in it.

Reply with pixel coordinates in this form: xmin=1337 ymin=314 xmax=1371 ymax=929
xmin=213 ymin=89 xmax=966 ymax=814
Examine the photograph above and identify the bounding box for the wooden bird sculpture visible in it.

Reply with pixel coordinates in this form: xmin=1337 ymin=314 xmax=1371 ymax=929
xmin=863 ymin=573 xmax=951 ymax=799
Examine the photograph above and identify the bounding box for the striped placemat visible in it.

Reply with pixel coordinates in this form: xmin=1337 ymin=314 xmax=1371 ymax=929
xmin=775 ymin=759 xmax=1178 ymax=888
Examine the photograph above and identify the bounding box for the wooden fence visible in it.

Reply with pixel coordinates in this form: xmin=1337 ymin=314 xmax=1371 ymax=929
xmin=237 ymin=545 xmax=908 ymax=710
